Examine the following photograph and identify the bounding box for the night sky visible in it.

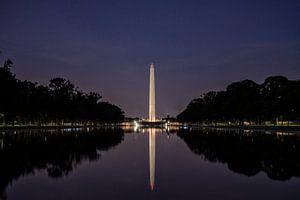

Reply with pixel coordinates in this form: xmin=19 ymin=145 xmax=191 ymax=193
xmin=0 ymin=0 xmax=299 ymax=118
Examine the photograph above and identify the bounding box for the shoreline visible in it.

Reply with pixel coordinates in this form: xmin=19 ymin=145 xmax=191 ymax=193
xmin=185 ymin=124 xmax=300 ymax=132
xmin=0 ymin=124 xmax=123 ymax=131
xmin=1 ymin=123 xmax=300 ymax=132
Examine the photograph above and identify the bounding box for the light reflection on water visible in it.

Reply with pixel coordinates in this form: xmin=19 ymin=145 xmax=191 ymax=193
xmin=0 ymin=127 xmax=299 ymax=200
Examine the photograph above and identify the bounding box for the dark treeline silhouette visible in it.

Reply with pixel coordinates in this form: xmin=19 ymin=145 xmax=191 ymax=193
xmin=177 ymin=76 xmax=300 ymax=124
xmin=0 ymin=128 xmax=124 ymax=199
xmin=177 ymin=128 xmax=300 ymax=181
xmin=0 ymin=59 xmax=124 ymax=125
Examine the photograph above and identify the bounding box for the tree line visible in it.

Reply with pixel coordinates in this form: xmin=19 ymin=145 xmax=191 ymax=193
xmin=178 ymin=128 xmax=300 ymax=181
xmin=177 ymin=76 xmax=300 ymax=124
xmin=0 ymin=59 xmax=124 ymax=125
xmin=0 ymin=128 xmax=124 ymax=198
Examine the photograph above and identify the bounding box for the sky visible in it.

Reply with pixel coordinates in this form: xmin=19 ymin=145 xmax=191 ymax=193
xmin=0 ymin=0 xmax=299 ymax=118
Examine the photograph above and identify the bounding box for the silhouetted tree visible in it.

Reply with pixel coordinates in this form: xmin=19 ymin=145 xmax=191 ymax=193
xmin=0 ymin=59 xmax=124 ymax=125
xmin=0 ymin=60 xmax=18 ymax=124
xmin=178 ymin=76 xmax=300 ymax=123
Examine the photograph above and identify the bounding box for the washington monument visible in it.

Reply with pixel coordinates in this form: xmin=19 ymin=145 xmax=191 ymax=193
xmin=149 ymin=63 xmax=156 ymax=122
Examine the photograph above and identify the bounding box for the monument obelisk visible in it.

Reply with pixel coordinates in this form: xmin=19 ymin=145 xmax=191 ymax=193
xmin=149 ymin=63 xmax=156 ymax=122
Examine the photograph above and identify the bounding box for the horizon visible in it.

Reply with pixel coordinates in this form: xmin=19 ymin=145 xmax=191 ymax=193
xmin=1 ymin=62 xmax=299 ymax=119
xmin=1 ymin=0 xmax=299 ymax=118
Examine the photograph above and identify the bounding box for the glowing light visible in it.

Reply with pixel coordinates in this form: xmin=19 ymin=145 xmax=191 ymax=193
xmin=134 ymin=121 xmax=139 ymax=132
xmin=149 ymin=63 xmax=156 ymax=122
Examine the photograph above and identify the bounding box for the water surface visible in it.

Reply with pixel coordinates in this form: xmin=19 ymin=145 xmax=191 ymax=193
xmin=0 ymin=128 xmax=299 ymax=200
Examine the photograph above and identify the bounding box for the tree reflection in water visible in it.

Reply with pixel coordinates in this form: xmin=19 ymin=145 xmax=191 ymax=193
xmin=0 ymin=128 xmax=124 ymax=199
xmin=178 ymin=128 xmax=300 ymax=181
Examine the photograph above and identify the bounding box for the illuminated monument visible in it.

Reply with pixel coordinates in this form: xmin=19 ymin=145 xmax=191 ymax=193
xmin=139 ymin=63 xmax=164 ymax=127
xmin=140 ymin=63 xmax=163 ymax=127
xmin=149 ymin=63 xmax=156 ymax=122
xmin=139 ymin=64 xmax=165 ymax=128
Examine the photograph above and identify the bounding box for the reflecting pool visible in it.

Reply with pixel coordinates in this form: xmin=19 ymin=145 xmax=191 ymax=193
xmin=0 ymin=127 xmax=299 ymax=200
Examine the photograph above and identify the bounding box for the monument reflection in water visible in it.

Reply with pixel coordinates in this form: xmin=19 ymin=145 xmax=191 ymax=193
xmin=149 ymin=128 xmax=156 ymax=191
xmin=0 ymin=127 xmax=300 ymax=200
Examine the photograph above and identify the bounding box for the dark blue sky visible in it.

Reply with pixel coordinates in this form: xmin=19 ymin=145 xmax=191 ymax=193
xmin=0 ymin=0 xmax=299 ymax=118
